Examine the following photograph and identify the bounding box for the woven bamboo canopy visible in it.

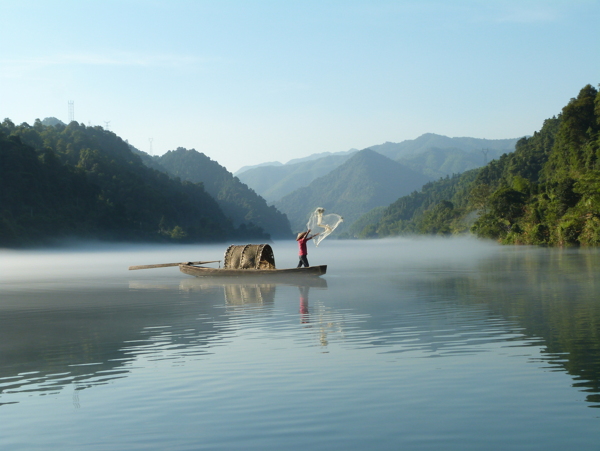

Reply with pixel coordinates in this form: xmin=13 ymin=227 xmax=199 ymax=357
xmin=223 ymin=244 xmax=276 ymax=270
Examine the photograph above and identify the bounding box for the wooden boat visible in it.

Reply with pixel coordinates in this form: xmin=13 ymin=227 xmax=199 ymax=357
xmin=179 ymin=263 xmax=327 ymax=278
xmin=129 ymin=243 xmax=327 ymax=279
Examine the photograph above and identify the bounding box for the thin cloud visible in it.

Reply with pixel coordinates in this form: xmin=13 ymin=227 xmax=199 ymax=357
xmin=0 ymin=52 xmax=202 ymax=78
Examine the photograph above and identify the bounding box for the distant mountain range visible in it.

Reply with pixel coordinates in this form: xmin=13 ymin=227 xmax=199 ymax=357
xmin=273 ymin=149 xmax=430 ymax=232
xmin=237 ymin=134 xmax=519 ymax=205
xmin=234 ymin=148 xmax=357 ymax=175
xmin=369 ymin=133 xmax=519 ymax=160
xmin=146 ymin=135 xmax=516 ymax=237
xmin=236 ymin=153 xmax=355 ymax=203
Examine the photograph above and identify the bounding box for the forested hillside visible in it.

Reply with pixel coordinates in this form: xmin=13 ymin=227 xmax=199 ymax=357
xmin=470 ymin=84 xmax=599 ymax=245
xmin=358 ymin=84 xmax=600 ymax=246
xmin=0 ymin=119 xmax=269 ymax=247
xmin=397 ymin=147 xmax=503 ymax=180
xmin=153 ymin=148 xmax=291 ymax=238
xmin=274 ymin=149 xmax=429 ymax=232
xmin=354 ymin=170 xmax=479 ymax=238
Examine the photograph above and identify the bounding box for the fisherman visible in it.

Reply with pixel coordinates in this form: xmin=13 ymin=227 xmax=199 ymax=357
xmin=296 ymin=229 xmax=320 ymax=268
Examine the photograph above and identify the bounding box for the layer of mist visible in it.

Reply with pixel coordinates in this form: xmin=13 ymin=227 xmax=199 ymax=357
xmin=0 ymin=237 xmax=504 ymax=289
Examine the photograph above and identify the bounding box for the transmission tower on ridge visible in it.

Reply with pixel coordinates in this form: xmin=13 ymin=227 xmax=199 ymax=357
xmin=149 ymin=138 xmax=154 ymax=155
xmin=68 ymin=101 xmax=75 ymax=123
xmin=104 ymin=121 xmax=111 ymax=131
xmin=481 ymin=148 xmax=490 ymax=165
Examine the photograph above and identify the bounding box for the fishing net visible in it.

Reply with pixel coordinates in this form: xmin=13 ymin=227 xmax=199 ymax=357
xmin=306 ymin=207 xmax=343 ymax=246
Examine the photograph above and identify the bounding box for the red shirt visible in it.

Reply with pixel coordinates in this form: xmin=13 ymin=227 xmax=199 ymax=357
xmin=298 ymin=237 xmax=308 ymax=256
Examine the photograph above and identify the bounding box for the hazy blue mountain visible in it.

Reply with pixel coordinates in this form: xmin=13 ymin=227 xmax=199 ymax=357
xmin=235 ymin=161 xmax=283 ymax=175
xmin=237 ymin=134 xmax=517 ymax=204
xmin=273 ymin=149 xmax=429 ymax=232
xmin=370 ymin=133 xmax=519 ymax=161
xmin=155 ymin=148 xmax=292 ymax=238
xmin=236 ymin=153 xmax=356 ymax=203
xmin=283 ymin=148 xmax=358 ymax=166
xmin=235 ymin=148 xmax=357 ymax=176
xmin=397 ymin=146 xmax=508 ymax=180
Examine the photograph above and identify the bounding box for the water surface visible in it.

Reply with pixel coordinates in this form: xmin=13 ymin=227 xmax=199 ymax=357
xmin=1 ymin=238 xmax=600 ymax=450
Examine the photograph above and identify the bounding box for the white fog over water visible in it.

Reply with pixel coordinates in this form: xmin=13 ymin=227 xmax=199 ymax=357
xmin=1 ymin=236 xmax=503 ymax=286
xmin=2 ymin=237 xmax=600 ymax=450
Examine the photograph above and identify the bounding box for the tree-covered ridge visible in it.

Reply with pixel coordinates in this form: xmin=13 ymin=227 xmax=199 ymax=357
xmin=274 ymin=149 xmax=430 ymax=232
xmin=0 ymin=119 xmax=268 ymax=247
xmin=369 ymin=133 xmax=518 ymax=161
xmin=470 ymin=84 xmax=599 ymax=245
xmin=397 ymin=146 xmax=502 ymax=181
xmin=1 ymin=131 xmax=102 ymax=246
xmin=359 ymin=84 xmax=600 ymax=245
xmin=154 ymin=148 xmax=291 ymax=238
xmin=356 ymin=170 xmax=480 ymax=238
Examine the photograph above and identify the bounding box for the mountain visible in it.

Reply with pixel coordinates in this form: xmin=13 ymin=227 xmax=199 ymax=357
xmin=0 ymin=119 xmax=262 ymax=246
xmin=358 ymin=170 xmax=480 ymax=238
xmin=370 ymin=134 xmax=519 ymax=161
xmin=397 ymin=146 xmax=506 ymax=180
xmin=284 ymin=148 xmax=358 ymax=166
xmin=234 ymin=148 xmax=357 ymax=176
xmin=154 ymin=148 xmax=292 ymax=238
xmin=236 ymin=153 xmax=355 ymax=203
xmin=273 ymin=149 xmax=429 ymax=232
xmin=359 ymin=83 xmax=600 ymax=246
xmin=237 ymin=134 xmax=517 ymax=204
xmin=235 ymin=161 xmax=283 ymax=175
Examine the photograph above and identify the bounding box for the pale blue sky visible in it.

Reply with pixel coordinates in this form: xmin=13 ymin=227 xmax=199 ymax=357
xmin=1 ymin=0 xmax=599 ymax=172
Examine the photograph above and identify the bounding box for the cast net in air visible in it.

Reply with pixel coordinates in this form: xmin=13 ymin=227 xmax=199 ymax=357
xmin=306 ymin=207 xmax=343 ymax=246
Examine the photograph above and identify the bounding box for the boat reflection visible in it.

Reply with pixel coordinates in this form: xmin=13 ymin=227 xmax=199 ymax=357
xmin=299 ymin=285 xmax=309 ymax=321
xmin=177 ymin=277 xmax=335 ymax=347
xmin=178 ymin=276 xmax=327 ymax=307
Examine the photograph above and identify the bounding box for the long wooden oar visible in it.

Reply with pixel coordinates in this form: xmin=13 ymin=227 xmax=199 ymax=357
xmin=128 ymin=260 xmax=221 ymax=270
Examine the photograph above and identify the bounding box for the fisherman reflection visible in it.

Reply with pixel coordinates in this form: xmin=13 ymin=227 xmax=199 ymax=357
xmin=299 ymin=285 xmax=310 ymax=323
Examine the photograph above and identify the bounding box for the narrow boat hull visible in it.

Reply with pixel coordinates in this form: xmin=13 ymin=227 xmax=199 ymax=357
xmin=179 ymin=264 xmax=327 ymax=278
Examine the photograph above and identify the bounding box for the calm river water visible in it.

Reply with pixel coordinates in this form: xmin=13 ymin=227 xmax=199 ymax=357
xmin=1 ymin=237 xmax=600 ymax=450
